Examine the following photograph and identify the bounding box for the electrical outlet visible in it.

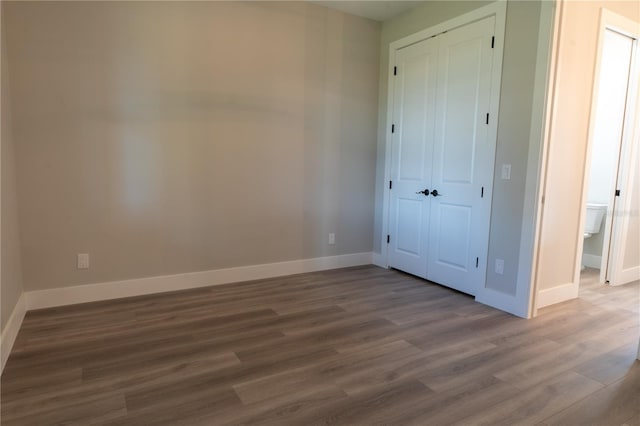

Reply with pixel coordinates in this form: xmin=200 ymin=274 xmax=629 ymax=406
xmin=328 ymin=233 xmax=336 ymax=245
xmin=495 ymin=258 xmax=504 ymax=275
xmin=77 ymin=253 xmax=90 ymax=269
xmin=501 ymin=164 xmax=511 ymax=180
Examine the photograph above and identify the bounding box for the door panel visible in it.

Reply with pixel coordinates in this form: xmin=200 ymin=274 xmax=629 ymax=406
xmin=440 ymin=40 xmax=483 ymax=184
xmin=427 ymin=17 xmax=495 ymax=295
xmin=434 ymin=204 xmax=472 ymax=270
xmin=398 ymin=55 xmax=433 ymax=181
xmin=388 ymin=38 xmax=438 ymax=279
xmin=395 ymin=198 xmax=424 ymax=256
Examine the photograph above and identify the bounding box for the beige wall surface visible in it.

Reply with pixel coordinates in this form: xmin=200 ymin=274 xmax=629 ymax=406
xmin=537 ymin=0 xmax=639 ymax=291
xmin=1 ymin=6 xmax=24 ymax=331
xmin=374 ymin=0 xmax=543 ymax=296
xmin=4 ymin=1 xmax=380 ymax=291
xmin=623 ymin=133 xmax=640 ymax=270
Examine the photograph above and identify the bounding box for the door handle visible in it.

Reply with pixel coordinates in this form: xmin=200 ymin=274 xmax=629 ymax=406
xmin=431 ymin=189 xmax=441 ymax=197
xmin=416 ymin=189 xmax=430 ymax=196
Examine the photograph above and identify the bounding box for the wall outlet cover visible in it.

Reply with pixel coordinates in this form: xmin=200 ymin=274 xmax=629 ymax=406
xmin=501 ymin=164 xmax=511 ymax=180
xmin=77 ymin=253 xmax=90 ymax=269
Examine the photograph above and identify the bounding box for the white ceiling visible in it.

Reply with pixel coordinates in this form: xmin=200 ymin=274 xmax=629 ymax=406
xmin=309 ymin=1 xmax=427 ymax=22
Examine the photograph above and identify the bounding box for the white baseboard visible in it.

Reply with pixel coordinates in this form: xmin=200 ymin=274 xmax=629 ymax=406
xmin=372 ymin=252 xmax=387 ymax=268
xmin=582 ymin=253 xmax=602 ymax=269
xmin=26 ymin=252 xmax=373 ymax=310
xmin=536 ymin=281 xmax=579 ymax=309
xmin=475 ymin=287 xmax=529 ymax=319
xmin=610 ymin=265 xmax=640 ymax=287
xmin=1 ymin=293 xmax=26 ymax=373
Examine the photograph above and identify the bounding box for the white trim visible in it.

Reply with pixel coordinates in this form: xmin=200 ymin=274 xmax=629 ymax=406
xmin=372 ymin=253 xmax=387 ymax=268
xmin=1 ymin=293 xmax=26 ymax=373
xmin=582 ymin=253 xmax=602 ymax=269
xmin=581 ymin=9 xmax=640 ymax=287
xmin=379 ymin=40 xmax=395 ymax=267
xmin=535 ymin=282 xmax=579 ymax=309
xmin=610 ymin=263 xmax=640 ymax=287
xmin=606 ymin=16 xmax=640 ymax=287
xmin=381 ymin=0 xmax=507 ymax=296
xmin=531 ymin=0 xmax=565 ymax=317
xmin=518 ymin=0 xmax=559 ymax=319
xmin=25 ymin=252 xmax=373 ymax=310
xmin=380 ymin=1 xmax=507 ymax=270
xmin=475 ymin=287 xmax=528 ymax=318
xmin=387 ymin=1 xmax=506 ymax=53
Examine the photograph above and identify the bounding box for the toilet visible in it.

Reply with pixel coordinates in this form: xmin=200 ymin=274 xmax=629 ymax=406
xmin=584 ymin=203 xmax=607 ymax=239
xmin=582 ymin=203 xmax=607 ymax=270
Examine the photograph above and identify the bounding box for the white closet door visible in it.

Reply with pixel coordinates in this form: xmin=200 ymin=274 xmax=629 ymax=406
xmin=427 ymin=17 xmax=495 ymax=295
xmin=387 ymin=37 xmax=438 ymax=279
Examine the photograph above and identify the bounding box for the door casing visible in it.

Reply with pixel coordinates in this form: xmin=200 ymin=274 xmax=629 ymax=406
xmin=582 ymin=10 xmax=640 ymax=286
xmin=380 ymin=1 xmax=508 ymax=310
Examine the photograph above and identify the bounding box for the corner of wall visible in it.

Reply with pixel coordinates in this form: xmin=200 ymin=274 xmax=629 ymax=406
xmin=1 ymin=2 xmax=27 ymax=372
xmin=0 ymin=293 xmax=25 ymax=373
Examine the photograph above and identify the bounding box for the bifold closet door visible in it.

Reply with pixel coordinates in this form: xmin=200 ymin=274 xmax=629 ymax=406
xmin=388 ymin=16 xmax=496 ymax=295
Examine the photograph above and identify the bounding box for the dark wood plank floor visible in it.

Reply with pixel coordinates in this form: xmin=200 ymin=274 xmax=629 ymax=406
xmin=2 ymin=266 xmax=639 ymax=425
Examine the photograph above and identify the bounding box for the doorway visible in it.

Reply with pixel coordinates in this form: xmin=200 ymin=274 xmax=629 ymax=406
xmin=579 ymin=10 xmax=640 ymax=288
xmin=387 ymin=16 xmax=496 ymax=296
xmin=382 ymin=3 xmax=506 ymax=300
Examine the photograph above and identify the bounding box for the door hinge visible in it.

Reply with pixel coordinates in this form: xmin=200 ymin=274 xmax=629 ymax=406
xmin=387 ymin=235 xmax=390 ymax=244
xmin=393 ymin=66 xmax=397 ymax=76
xmin=615 ymin=189 xmax=621 ymax=196
xmin=486 ymin=113 xmax=489 ymax=125
xmin=481 ymin=186 xmax=484 ymax=198
xmin=476 ymin=257 xmax=479 ymax=268
xmin=491 ymin=36 xmax=495 ymax=48
xmin=392 ymin=124 xmax=395 ymax=133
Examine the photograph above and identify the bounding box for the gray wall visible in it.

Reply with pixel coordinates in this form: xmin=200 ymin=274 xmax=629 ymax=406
xmin=4 ymin=1 xmax=380 ymax=291
xmin=583 ymin=231 xmax=604 ymax=259
xmin=1 ymin=5 xmax=23 ymax=331
xmin=374 ymin=0 xmax=542 ymax=296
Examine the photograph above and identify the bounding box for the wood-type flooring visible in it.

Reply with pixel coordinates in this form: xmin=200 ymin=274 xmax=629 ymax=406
xmin=2 ymin=266 xmax=638 ymax=425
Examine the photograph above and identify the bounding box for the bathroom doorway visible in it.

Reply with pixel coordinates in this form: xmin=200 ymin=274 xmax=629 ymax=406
xmin=579 ymin=10 xmax=639 ymax=287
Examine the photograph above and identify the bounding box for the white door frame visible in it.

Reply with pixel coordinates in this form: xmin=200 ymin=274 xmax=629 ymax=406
xmin=379 ymin=2 xmax=506 ymax=295
xmin=473 ymin=0 xmax=558 ymax=318
xmin=598 ymin=13 xmax=639 ymax=286
xmin=518 ymin=0 xmax=560 ymax=317
xmin=577 ymin=9 xmax=639 ymax=287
